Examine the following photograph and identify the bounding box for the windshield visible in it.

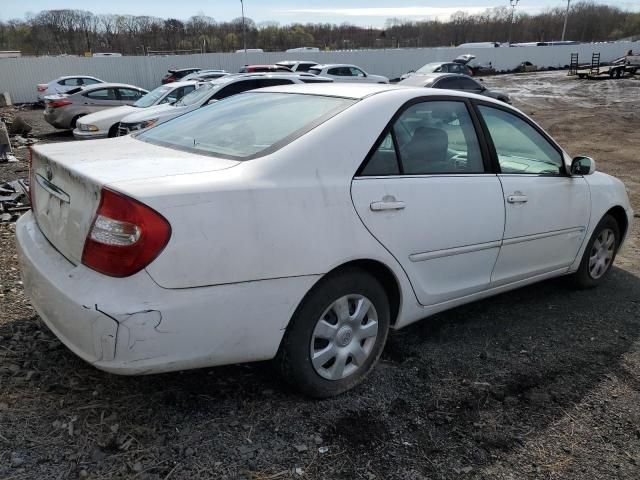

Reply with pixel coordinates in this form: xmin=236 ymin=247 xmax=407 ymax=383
xmin=138 ymin=92 xmax=356 ymax=160
xmin=133 ymin=85 xmax=173 ymax=108
xmin=416 ymin=63 xmax=443 ymax=74
xmin=175 ymin=82 xmax=223 ymax=106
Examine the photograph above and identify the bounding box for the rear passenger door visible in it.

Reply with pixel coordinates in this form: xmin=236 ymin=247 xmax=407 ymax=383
xmin=351 ymin=98 xmax=505 ymax=306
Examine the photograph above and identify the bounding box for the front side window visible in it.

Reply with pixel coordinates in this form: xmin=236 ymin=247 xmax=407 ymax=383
xmin=360 ymin=101 xmax=484 ymax=176
xmin=82 ymin=78 xmax=101 ymax=85
xmin=138 ymin=92 xmax=356 ymax=160
xmin=478 ymin=105 xmax=564 ymax=175
xmin=349 ymin=67 xmax=365 ymax=77
xmin=118 ymin=88 xmax=144 ymax=101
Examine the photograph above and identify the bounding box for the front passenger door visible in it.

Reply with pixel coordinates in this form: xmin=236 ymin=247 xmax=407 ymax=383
xmin=351 ymin=99 xmax=505 ymax=305
xmin=477 ymin=104 xmax=590 ymax=285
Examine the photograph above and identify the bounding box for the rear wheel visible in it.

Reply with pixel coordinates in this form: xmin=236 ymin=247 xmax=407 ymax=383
xmin=276 ymin=268 xmax=390 ymax=398
xmin=570 ymin=214 xmax=620 ymax=289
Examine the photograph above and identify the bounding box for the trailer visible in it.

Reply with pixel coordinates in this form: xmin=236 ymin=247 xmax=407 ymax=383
xmin=573 ymin=52 xmax=639 ymax=79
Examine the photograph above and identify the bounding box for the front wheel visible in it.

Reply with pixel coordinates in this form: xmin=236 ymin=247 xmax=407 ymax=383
xmin=276 ymin=268 xmax=390 ymax=398
xmin=570 ymin=214 xmax=620 ymax=289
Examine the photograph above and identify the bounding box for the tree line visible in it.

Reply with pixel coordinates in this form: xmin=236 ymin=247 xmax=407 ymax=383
xmin=0 ymin=1 xmax=638 ymax=55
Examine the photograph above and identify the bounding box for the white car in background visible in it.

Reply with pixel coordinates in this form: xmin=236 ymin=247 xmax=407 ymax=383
xmin=117 ymin=73 xmax=332 ymax=135
xmin=18 ymin=84 xmax=632 ymax=398
xmin=73 ymin=81 xmax=200 ymax=140
xmin=308 ymin=64 xmax=389 ymax=83
xmin=37 ymin=76 xmax=105 ymax=102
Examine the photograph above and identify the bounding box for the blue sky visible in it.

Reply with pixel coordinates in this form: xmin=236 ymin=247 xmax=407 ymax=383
xmin=3 ymin=1 xmax=640 ymax=26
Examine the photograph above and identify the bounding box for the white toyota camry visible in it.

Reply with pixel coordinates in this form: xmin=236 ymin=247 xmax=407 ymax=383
xmin=17 ymin=84 xmax=633 ymax=397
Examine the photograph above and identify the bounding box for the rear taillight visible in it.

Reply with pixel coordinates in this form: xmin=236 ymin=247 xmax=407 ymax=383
xmin=48 ymin=99 xmax=72 ymax=108
xmin=82 ymin=188 xmax=171 ymax=277
xmin=37 ymin=84 xmax=47 ymax=92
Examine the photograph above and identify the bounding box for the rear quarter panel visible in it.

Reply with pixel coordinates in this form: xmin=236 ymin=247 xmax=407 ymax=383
xmin=111 ymin=91 xmax=418 ymax=292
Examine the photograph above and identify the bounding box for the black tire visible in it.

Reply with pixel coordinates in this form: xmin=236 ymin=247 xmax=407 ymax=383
xmin=70 ymin=115 xmax=84 ymax=129
xmin=276 ymin=267 xmax=390 ymax=398
xmin=108 ymin=123 xmax=120 ymax=138
xmin=570 ymin=214 xmax=620 ymax=289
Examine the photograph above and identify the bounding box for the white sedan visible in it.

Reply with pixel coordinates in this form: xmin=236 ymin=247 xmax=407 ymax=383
xmin=73 ymin=81 xmax=200 ymax=140
xmin=17 ymin=84 xmax=633 ymax=397
xmin=308 ymin=64 xmax=389 ymax=83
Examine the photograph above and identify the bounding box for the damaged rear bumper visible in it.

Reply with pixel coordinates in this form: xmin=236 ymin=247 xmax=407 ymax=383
xmin=16 ymin=212 xmax=320 ymax=375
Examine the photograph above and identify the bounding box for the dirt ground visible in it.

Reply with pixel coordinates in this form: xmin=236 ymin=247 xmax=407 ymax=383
xmin=1 ymin=71 xmax=639 ymax=480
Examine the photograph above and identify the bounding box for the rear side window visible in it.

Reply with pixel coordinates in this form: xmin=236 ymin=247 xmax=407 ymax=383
xmin=258 ymin=79 xmax=294 ymax=88
xmin=138 ymin=92 xmax=356 ymax=160
xmin=360 ymin=101 xmax=484 ymax=176
xmin=296 ymin=64 xmax=316 ymax=72
xmin=215 ymin=80 xmax=260 ymax=100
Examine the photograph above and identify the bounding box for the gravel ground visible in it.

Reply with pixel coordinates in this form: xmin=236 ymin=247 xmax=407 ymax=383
xmin=1 ymin=71 xmax=639 ymax=479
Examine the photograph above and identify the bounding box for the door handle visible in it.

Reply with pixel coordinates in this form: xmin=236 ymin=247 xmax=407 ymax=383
xmin=370 ymin=199 xmax=406 ymax=211
xmin=507 ymin=194 xmax=528 ymax=204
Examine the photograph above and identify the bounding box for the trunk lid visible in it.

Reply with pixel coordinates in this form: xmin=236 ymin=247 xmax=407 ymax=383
xmin=30 ymin=136 xmax=239 ymax=265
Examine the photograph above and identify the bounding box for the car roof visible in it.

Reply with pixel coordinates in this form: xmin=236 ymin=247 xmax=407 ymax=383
xmin=160 ymin=80 xmax=201 ymax=88
xmin=168 ymin=68 xmax=200 ymax=73
xmin=252 ymin=83 xmax=402 ymax=99
xmin=79 ymin=82 xmax=147 ymax=90
xmin=208 ymin=73 xmax=325 ymax=84
xmin=400 ymin=73 xmax=477 ymax=86
xmin=56 ymin=75 xmax=101 ymax=80
xmin=311 ymin=64 xmax=358 ymax=69
xmin=254 ymin=83 xmax=508 ymax=107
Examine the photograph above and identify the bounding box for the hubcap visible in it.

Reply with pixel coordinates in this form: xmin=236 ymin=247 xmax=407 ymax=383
xmin=310 ymin=294 xmax=379 ymax=381
xmin=589 ymin=228 xmax=615 ymax=279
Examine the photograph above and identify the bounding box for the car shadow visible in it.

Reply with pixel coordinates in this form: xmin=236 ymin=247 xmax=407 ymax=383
xmin=2 ymin=267 xmax=639 ymax=478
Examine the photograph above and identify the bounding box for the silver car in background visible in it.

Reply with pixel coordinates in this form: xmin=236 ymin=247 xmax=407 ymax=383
xmin=36 ymin=75 xmax=104 ymax=102
xmin=43 ymin=83 xmax=148 ymax=130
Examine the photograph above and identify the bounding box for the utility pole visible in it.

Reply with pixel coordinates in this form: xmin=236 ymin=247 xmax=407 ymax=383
xmin=561 ymin=0 xmax=571 ymax=41
xmin=508 ymin=0 xmax=520 ymax=45
xmin=240 ymin=0 xmax=247 ymax=60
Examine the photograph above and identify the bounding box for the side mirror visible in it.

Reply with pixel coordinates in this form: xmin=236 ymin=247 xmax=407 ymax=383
xmin=571 ymin=156 xmax=596 ymax=176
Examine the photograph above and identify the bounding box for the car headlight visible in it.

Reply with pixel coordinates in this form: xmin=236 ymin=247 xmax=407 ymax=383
xmin=137 ymin=118 xmax=159 ymax=130
xmin=80 ymin=124 xmax=99 ymax=132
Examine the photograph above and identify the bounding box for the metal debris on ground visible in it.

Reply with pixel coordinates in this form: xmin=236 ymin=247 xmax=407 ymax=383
xmin=0 ymin=179 xmax=30 ymax=223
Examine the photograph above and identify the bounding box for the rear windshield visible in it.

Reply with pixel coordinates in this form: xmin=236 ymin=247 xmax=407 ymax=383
xmin=137 ymin=92 xmax=356 ymax=160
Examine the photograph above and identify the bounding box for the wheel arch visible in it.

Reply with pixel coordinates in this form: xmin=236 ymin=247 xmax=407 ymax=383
xmin=290 ymin=259 xmax=403 ymax=330
xmin=606 ymin=205 xmax=629 ymax=240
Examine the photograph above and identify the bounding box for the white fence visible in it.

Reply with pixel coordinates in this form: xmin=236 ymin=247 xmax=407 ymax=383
xmin=0 ymin=42 xmax=637 ymax=103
